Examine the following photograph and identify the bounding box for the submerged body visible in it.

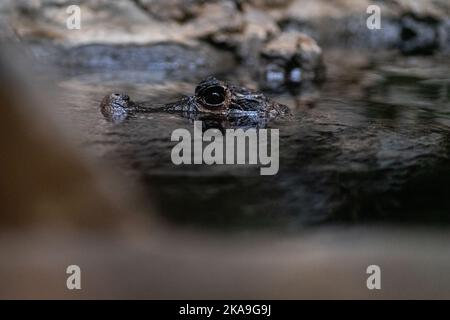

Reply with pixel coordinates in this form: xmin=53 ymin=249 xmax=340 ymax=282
xmin=100 ymin=77 xmax=290 ymax=127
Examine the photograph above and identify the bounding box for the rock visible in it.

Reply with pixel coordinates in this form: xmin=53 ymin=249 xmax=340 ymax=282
xmin=135 ymin=0 xmax=205 ymax=22
xmin=391 ymin=0 xmax=450 ymax=19
xmin=3 ymin=0 xmax=450 ymax=53
xmin=180 ymin=1 xmax=243 ymax=39
xmin=279 ymin=0 xmax=450 ymax=53
xmin=245 ymin=0 xmax=293 ymax=9
xmin=440 ymin=18 xmax=450 ymax=52
xmin=5 ymin=0 xmax=185 ymax=45
xmin=284 ymin=0 xmax=374 ymax=21
xmin=3 ymin=0 xmax=247 ymax=46
xmin=0 ymin=41 xmax=147 ymax=230
xmin=391 ymin=0 xmax=449 ymax=54
xmin=399 ymin=14 xmax=440 ymax=55
xmin=259 ymin=31 xmax=325 ymax=90
xmin=209 ymin=5 xmax=280 ymax=62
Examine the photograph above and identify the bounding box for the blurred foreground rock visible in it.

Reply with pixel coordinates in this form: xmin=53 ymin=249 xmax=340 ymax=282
xmin=0 ymin=38 xmax=149 ymax=231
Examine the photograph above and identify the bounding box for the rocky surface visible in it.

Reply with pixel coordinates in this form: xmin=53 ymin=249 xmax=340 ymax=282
xmin=1 ymin=0 xmax=448 ymax=94
xmin=280 ymin=0 xmax=450 ymax=53
xmin=2 ymin=0 xmax=449 ymax=52
xmin=1 ymin=0 xmax=243 ymax=45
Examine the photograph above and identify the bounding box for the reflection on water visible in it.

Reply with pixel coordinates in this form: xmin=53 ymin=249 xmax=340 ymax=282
xmin=55 ymin=50 xmax=450 ymax=231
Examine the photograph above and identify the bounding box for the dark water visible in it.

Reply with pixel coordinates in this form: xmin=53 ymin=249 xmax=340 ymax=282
xmin=53 ymin=47 xmax=450 ymax=231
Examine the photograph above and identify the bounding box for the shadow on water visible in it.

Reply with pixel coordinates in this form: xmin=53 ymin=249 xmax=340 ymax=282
xmin=54 ymin=47 xmax=450 ymax=231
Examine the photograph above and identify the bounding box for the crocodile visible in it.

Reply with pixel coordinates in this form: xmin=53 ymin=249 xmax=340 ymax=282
xmin=100 ymin=77 xmax=291 ymax=128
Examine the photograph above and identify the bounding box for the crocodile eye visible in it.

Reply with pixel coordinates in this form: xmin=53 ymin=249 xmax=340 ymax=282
xmin=201 ymin=86 xmax=226 ymax=106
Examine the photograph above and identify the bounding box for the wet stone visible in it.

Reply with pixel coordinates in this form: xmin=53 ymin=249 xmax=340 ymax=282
xmin=399 ymin=14 xmax=441 ymax=55
xmin=259 ymin=31 xmax=325 ymax=91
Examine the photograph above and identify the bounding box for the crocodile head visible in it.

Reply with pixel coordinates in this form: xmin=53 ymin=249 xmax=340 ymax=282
xmin=100 ymin=77 xmax=290 ymax=128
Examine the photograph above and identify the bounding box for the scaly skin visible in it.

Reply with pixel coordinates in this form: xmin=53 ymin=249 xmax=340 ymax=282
xmin=100 ymin=93 xmax=137 ymax=123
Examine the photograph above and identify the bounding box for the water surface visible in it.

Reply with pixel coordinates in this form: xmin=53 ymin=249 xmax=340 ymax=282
xmin=53 ymin=48 xmax=450 ymax=231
